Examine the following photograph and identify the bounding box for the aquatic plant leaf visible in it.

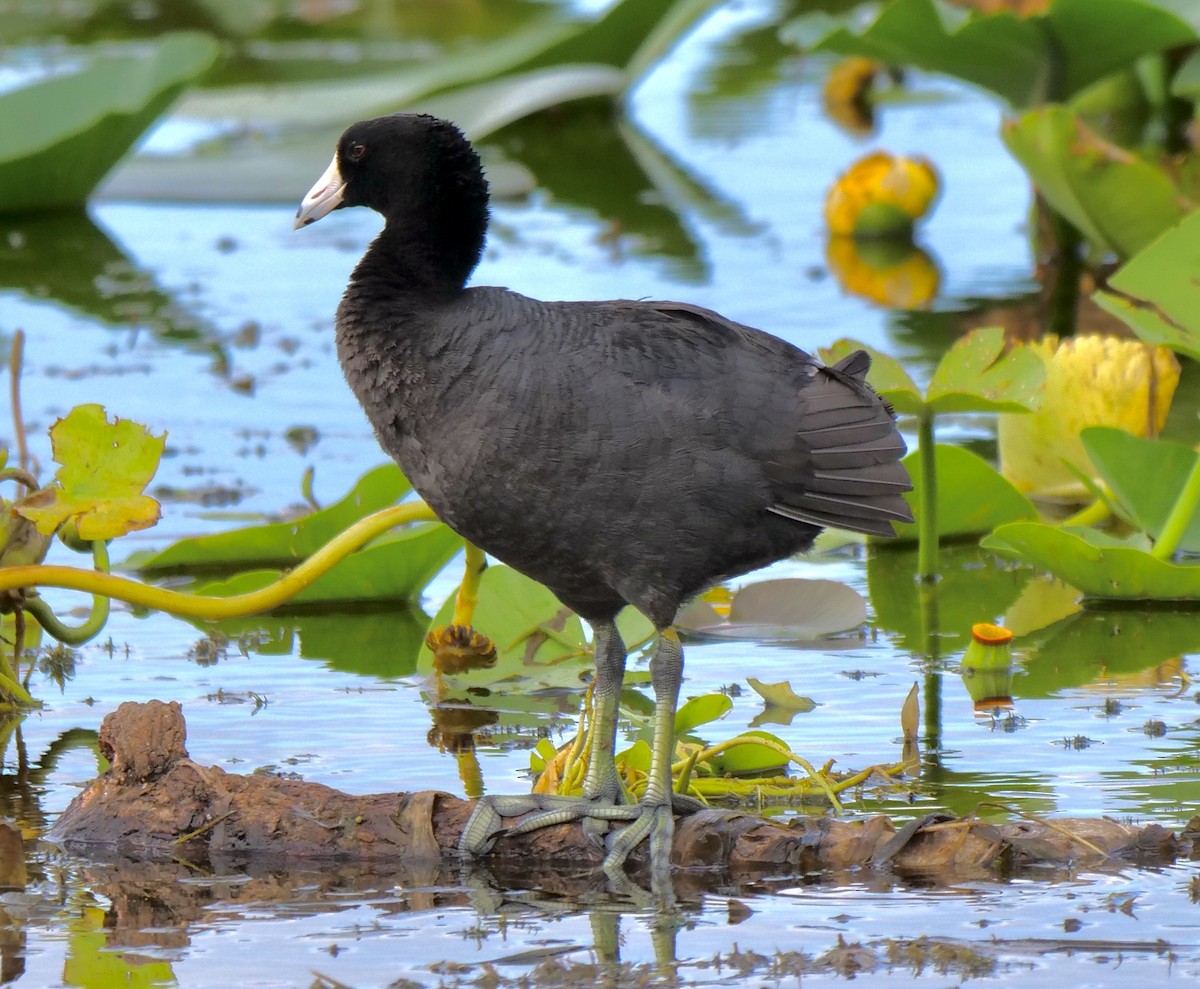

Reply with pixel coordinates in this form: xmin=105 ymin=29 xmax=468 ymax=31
xmin=678 ymin=578 xmax=867 ymax=640
xmin=893 ymin=444 xmax=1036 ymax=541
xmin=674 ymin=693 xmax=734 ymax=735
xmin=188 ymin=523 xmax=461 ymax=606
xmin=418 ymin=565 xmax=590 ymax=689
xmin=982 ymin=522 xmax=1200 ymax=600
xmin=819 ymin=338 xmax=924 ymax=415
xmin=0 ymin=33 xmax=220 ymax=213
xmin=1081 ymin=427 xmax=1200 ymax=553
xmin=1094 ymin=209 xmax=1200 ymax=361
xmin=129 ymin=464 xmax=412 ymax=572
xmin=746 ymin=678 xmax=817 ymax=712
xmin=706 ymin=730 xmax=790 ymax=776
xmin=803 ymin=0 xmax=1194 ymax=108
xmin=16 ymin=404 xmax=163 ymax=540
xmin=1002 ymin=106 xmax=1189 ymax=259
xmin=925 ymin=327 xmax=1045 ymax=414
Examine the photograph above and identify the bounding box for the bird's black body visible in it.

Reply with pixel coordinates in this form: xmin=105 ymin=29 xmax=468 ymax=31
xmin=338 ymin=286 xmax=904 ymax=628
xmin=298 ymin=112 xmax=913 ymax=882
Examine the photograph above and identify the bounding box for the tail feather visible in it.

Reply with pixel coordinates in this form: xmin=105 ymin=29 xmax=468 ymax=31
xmin=767 ymin=349 xmax=914 ymax=537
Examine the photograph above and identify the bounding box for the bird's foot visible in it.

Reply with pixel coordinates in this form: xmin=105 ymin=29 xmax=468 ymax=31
xmin=424 ymin=624 xmax=497 ymax=675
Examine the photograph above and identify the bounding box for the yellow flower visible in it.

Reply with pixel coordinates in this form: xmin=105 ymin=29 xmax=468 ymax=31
xmin=825 ymin=236 xmax=940 ymax=309
xmin=998 ymin=334 xmax=1180 ymax=499
xmin=822 ymin=57 xmax=885 ymax=137
xmin=824 ymin=151 xmax=940 ymax=238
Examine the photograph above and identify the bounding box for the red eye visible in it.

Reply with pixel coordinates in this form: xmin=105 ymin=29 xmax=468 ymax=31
xmin=347 ymin=142 xmax=366 ymax=162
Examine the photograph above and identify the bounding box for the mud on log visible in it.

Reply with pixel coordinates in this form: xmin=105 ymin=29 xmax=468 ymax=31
xmin=52 ymin=701 xmax=1196 ymax=877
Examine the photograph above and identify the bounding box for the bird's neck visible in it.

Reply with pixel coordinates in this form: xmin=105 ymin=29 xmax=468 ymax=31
xmin=351 ymin=192 xmax=487 ymax=299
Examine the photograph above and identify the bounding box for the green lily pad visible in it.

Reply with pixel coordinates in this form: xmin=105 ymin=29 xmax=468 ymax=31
xmin=418 ymin=565 xmax=591 ymax=690
xmin=706 ymin=729 xmax=791 ymax=777
xmin=821 ymin=327 xmax=1043 ymax=418
xmin=1002 ymin=105 xmax=1189 ymax=259
xmin=803 ymin=0 xmax=1194 ymax=109
xmin=188 ymin=522 xmax=461 ymax=607
xmin=15 ymin=404 xmax=164 ymax=541
xmin=129 ymin=464 xmax=413 ymax=573
xmin=674 ymin=692 xmax=733 ymax=736
xmin=1082 ymin=427 xmax=1200 ymax=553
xmin=1094 ymin=208 xmax=1200 ymax=361
xmin=0 ymin=33 xmax=220 ymax=213
xmin=893 ymin=444 xmax=1036 ymax=541
xmin=925 ymin=327 xmax=1045 ymax=414
xmin=983 ymin=522 xmax=1200 ymax=600
xmin=820 ymin=339 xmax=925 ymax=416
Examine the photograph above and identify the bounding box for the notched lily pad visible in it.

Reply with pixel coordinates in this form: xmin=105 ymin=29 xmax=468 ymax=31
xmin=983 ymin=522 xmax=1200 ymax=601
xmin=925 ymin=326 xmax=1044 ymax=414
xmin=15 ymin=404 xmax=164 ymax=540
xmin=678 ymin=578 xmax=867 ymax=641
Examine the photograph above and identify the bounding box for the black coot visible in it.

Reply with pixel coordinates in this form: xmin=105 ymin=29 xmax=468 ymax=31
xmin=296 ymin=113 xmax=913 ymax=884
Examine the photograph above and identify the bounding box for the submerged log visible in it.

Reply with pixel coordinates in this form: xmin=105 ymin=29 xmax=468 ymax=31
xmin=52 ymin=701 xmax=1196 ymax=879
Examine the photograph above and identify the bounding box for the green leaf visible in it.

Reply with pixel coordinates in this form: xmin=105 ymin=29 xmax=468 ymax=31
xmin=1081 ymin=427 xmax=1200 ymax=553
xmin=0 ymin=33 xmax=220 ymax=212
xmin=189 ymin=523 xmax=461 ymax=606
xmin=1002 ymin=106 xmax=1190 ymax=258
xmin=15 ymin=404 xmax=163 ymax=540
xmin=418 ymin=565 xmax=591 ymax=690
xmin=893 ymin=444 xmax=1036 ymax=541
xmin=707 ymin=730 xmax=790 ymax=776
xmin=925 ymin=327 xmax=1045 ymax=414
xmin=819 ymin=338 xmax=925 ymax=416
xmin=805 ymin=0 xmax=1194 ymax=108
xmin=982 ymin=522 xmax=1200 ymax=600
xmin=1094 ymin=209 xmax=1200 ymax=361
xmin=674 ymin=693 xmax=733 ymax=736
xmin=129 ymin=464 xmax=412 ymax=573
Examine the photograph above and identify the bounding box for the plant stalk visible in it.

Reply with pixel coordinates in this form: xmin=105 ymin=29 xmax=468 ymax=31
xmin=1151 ymin=457 xmax=1200 ymax=561
xmin=0 ymin=502 xmax=440 ymax=621
xmin=916 ymin=410 xmax=938 ymax=581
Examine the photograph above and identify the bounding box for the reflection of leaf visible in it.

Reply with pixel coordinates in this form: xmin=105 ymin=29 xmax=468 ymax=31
xmin=983 ymin=522 xmax=1200 ymax=600
xmin=196 ymin=607 xmax=431 ymax=678
xmin=130 ymin=464 xmax=413 ymax=573
xmin=1002 ymin=106 xmax=1189 ymax=258
xmin=1095 ymin=209 xmax=1200 ymax=362
xmin=678 ymin=578 xmax=867 ymax=640
xmin=0 ymin=33 xmax=220 ymax=212
xmin=188 ymin=523 xmax=461 ymax=606
xmin=1082 ymin=428 xmax=1200 ymax=553
xmin=1017 ymin=608 xmax=1200 ymax=696
xmin=868 ymin=542 xmax=1032 ymax=654
xmin=892 ymin=444 xmax=1035 ymax=541
xmin=17 ymin=404 xmax=163 ymax=540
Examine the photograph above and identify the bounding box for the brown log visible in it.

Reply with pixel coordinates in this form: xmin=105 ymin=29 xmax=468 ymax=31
xmin=52 ymin=701 xmax=1195 ymax=881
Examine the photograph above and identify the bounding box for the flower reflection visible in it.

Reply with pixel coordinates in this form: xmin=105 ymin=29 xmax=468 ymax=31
xmin=826 ymin=236 xmax=940 ymax=309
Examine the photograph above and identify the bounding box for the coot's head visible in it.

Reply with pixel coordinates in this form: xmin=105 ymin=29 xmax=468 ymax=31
xmin=294 ymin=114 xmax=489 ymax=287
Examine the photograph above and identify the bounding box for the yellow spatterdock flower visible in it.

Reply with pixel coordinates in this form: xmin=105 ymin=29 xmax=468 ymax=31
xmin=961 ymin=623 xmax=1015 ymax=712
xmin=998 ymin=334 xmax=1180 ymax=499
xmin=825 ymin=236 xmax=939 ymax=309
xmin=824 ymin=151 xmax=940 ymax=239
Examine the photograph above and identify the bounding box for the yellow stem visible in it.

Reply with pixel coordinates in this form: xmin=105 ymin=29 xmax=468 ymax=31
xmin=452 ymin=542 xmax=487 ymax=627
xmin=0 ymin=502 xmax=439 ymax=620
